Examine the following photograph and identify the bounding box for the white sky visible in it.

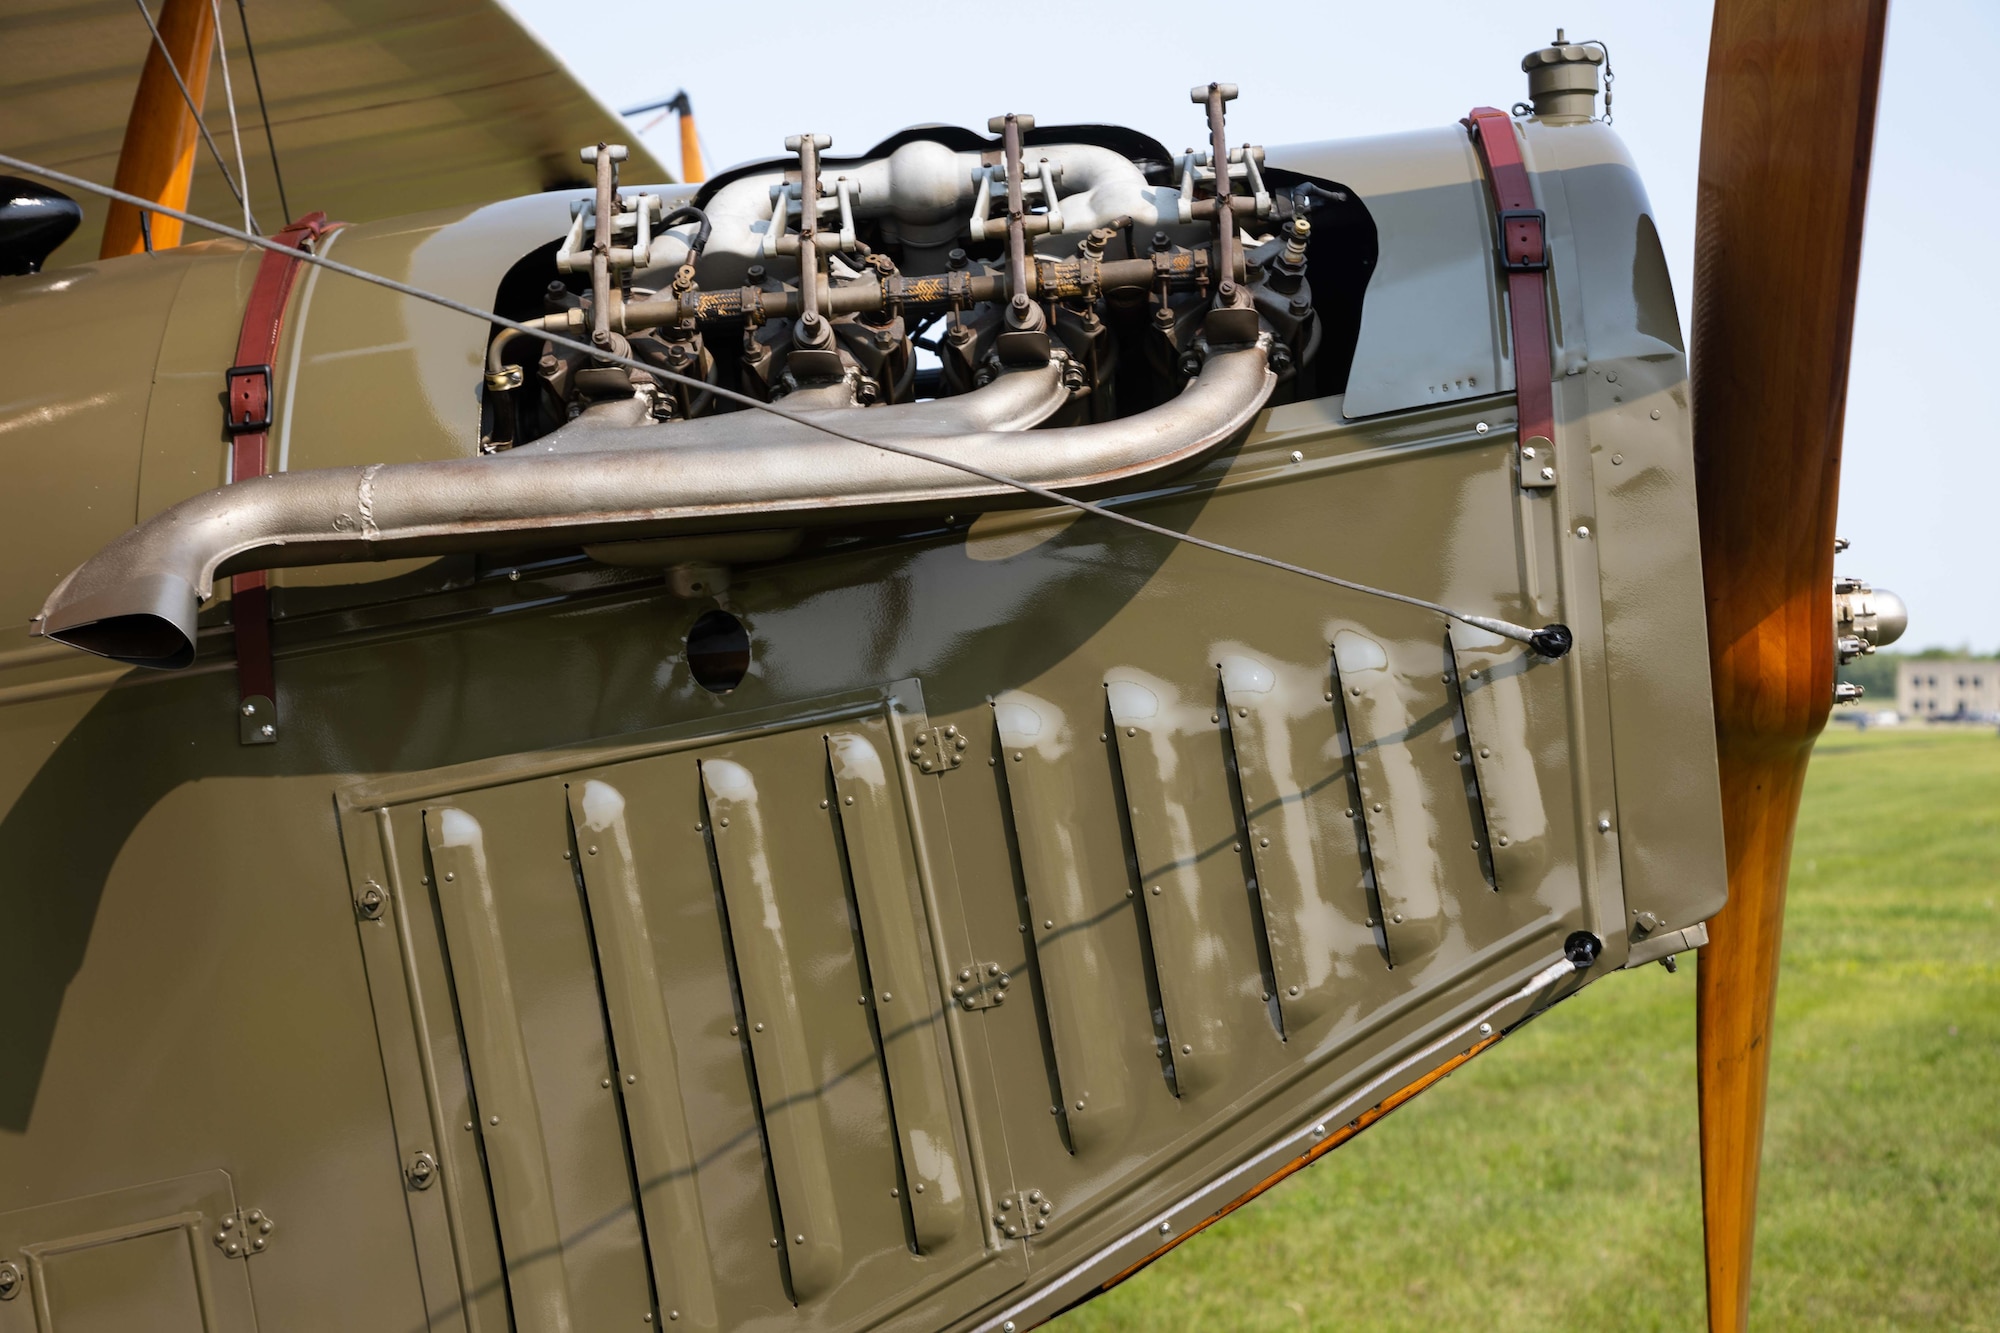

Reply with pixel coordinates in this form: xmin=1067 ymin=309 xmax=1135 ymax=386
xmin=507 ymin=0 xmax=1999 ymax=652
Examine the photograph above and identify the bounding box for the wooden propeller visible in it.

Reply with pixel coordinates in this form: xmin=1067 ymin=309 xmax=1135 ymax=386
xmin=1690 ymin=1 xmax=1889 ymax=1328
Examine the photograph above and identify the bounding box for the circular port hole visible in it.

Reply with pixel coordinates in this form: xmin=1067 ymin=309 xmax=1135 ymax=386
xmin=686 ymin=609 xmax=750 ymax=694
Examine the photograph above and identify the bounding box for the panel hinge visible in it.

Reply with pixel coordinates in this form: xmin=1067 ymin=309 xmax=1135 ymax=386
xmin=951 ymin=961 xmax=1013 ymax=1011
xmin=907 ymin=723 xmax=966 ymax=774
xmin=1519 ymin=436 xmax=1556 ymax=489
xmin=993 ymin=1188 xmax=1054 ymax=1238
xmin=212 ymin=1208 xmax=274 ymax=1259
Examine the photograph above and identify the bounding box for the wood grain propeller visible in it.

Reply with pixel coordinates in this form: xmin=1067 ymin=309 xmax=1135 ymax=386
xmin=1691 ymin=0 xmax=1890 ymax=1328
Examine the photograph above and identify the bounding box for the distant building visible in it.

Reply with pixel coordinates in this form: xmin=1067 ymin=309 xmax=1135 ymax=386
xmin=1898 ymin=659 xmax=2000 ymax=719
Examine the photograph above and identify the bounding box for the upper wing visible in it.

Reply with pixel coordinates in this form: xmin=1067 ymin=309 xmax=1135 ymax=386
xmin=1 ymin=0 xmax=670 ymax=268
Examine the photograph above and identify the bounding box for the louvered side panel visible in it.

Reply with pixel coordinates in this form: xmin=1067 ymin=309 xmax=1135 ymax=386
xmin=1104 ymin=670 xmax=1271 ymax=1095
xmin=1217 ymin=654 xmax=1376 ymax=1029
xmin=699 ymin=757 xmax=846 ymax=1302
xmin=1448 ymin=623 xmax=1560 ymax=891
xmin=567 ymin=779 xmax=720 ymax=1331
xmin=564 ymin=755 xmax=794 ymax=1328
xmin=825 ymin=724 xmax=966 ymax=1252
xmin=991 ymin=692 xmax=1140 ymax=1153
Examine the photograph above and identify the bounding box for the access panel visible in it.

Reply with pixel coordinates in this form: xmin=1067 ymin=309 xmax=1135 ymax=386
xmin=341 ymin=686 xmax=1022 ymax=1333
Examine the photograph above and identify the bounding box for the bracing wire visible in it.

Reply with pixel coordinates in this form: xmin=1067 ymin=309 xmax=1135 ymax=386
xmin=232 ymin=0 xmax=291 ymax=222
xmin=0 ymin=151 xmax=1569 ymax=655
xmin=208 ymin=0 xmax=255 ymax=236
xmin=130 ymin=0 xmax=253 ymax=221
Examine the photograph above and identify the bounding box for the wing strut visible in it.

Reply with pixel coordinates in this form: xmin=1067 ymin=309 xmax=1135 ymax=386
xmin=103 ymin=0 xmax=217 ymax=256
xmin=1690 ymin=2 xmax=1889 ymax=1328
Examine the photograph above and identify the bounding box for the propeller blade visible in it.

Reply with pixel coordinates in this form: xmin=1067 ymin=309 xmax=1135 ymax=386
xmin=1690 ymin=2 xmax=1889 ymax=1329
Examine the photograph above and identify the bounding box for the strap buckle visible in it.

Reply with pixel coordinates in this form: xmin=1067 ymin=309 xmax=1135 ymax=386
xmin=1496 ymin=208 xmax=1549 ymax=273
xmin=225 ymin=363 xmax=274 ymax=434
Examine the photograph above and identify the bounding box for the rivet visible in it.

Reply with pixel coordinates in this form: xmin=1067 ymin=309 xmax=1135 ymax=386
xmin=1289 ymin=449 xmax=1304 ymax=463
xmin=1313 ymin=1123 xmax=1326 ymax=1136
xmin=1259 ymin=837 xmax=1270 ymax=848
xmin=1288 ymin=985 xmax=1300 ymax=997
xmin=1160 ymin=1220 xmax=1173 ymax=1233
xmin=1475 ymin=421 xmax=1490 ymax=434
xmin=1576 ymin=525 xmax=1590 ymax=538
xmin=1126 ymin=727 xmax=1137 ymax=737
xmin=602 ymin=1077 xmax=611 ymax=1088
xmin=860 ymin=994 xmax=869 ymax=1004
xmin=844 ymin=795 xmax=855 ymax=805
xmin=1479 ymin=747 xmax=1490 ymax=758
xmin=1498 ymin=835 xmax=1510 ymax=847
xmin=960 ymin=970 xmax=973 ymax=982
xmin=1478 ymin=1022 xmax=1494 ymax=1037
xmin=892 ymin=1187 xmax=900 ymax=1197
xmin=1346 ymin=808 xmax=1355 ymax=818
xmin=1211 ymin=713 xmax=1220 ymax=723
xmin=881 ymin=991 xmax=893 ymax=1002
xmin=1151 ymin=885 xmax=1162 ymax=896
xmin=730 ymin=1024 xmax=740 ymax=1035
xmin=794 ymin=1234 xmax=804 ymax=1245
xmin=1649 ymin=409 xmax=1661 ymax=420
xmin=588 ymin=845 xmax=598 ymax=855
xmin=1598 ymin=817 xmax=1612 ymax=832
xmin=562 ymin=849 xmax=572 ymax=859
xmin=1126 ymin=887 xmax=1135 ymax=897
xmin=1075 ymin=1100 xmax=1085 ymax=1111
xmin=1613 ymin=453 xmax=1626 ymax=465
xmin=1372 ymin=802 xmax=1382 ymax=813
xmin=1324 ymin=691 xmax=1334 ymax=700
xmin=915 ymin=1183 xmax=925 ymax=1193
xmin=1472 ymin=840 xmax=1481 ymax=850
xmin=1392 ymin=913 xmax=1404 ymax=924
xmin=1350 ymin=686 xmax=1361 ymax=696
xmin=627 ymin=1073 xmax=637 ymax=1084
xmin=465 ymin=1121 xmax=474 ymax=1131
xmin=989 ymin=963 xmax=1000 ymax=976
xmin=489 ymin=1115 xmax=499 ymax=1125
xmin=719 ymin=818 xmax=729 ymax=827
xmin=1605 ymin=371 xmax=1618 ymax=383
xmin=443 ymin=872 xmax=454 ymax=882
xmin=1013 ymin=751 xmax=1024 ymax=761
xmin=1234 ymin=841 xmax=1243 ymax=852
xmin=1453 ymin=751 xmax=1464 ymax=762
xmin=1005 ymin=1323 xmax=1017 ymax=1332
xmin=820 ymin=799 xmax=829 ymax=808
xmin=754 ymin=1023 xmax=764 ymax=1032
xmin=1043 ymin=920 xmax=1053 ymax=930
xmin=770 ymin=1238 xmax=779 ymax=1248
xmin=1180 ymin=1044 xmax=1191 ymax=1055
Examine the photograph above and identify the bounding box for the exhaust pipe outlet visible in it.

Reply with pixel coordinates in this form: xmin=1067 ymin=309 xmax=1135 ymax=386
xmin=37 ymin=344 xmax=1273 ymax=669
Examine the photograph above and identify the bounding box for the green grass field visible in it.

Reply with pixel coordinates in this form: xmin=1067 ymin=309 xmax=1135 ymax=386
xmin=1054 ymin=727 xmax=2000 ymax=1331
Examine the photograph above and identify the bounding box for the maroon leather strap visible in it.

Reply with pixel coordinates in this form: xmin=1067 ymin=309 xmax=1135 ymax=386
xmin=223 ymin=212 xmax=340 ymax=741
xmin=1463 ymin=107 xmax=1556 ymax=488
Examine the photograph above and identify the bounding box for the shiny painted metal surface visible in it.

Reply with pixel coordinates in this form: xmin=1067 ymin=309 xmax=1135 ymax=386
xmin=0 ymin=116 xmax=1724 ymax=1332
